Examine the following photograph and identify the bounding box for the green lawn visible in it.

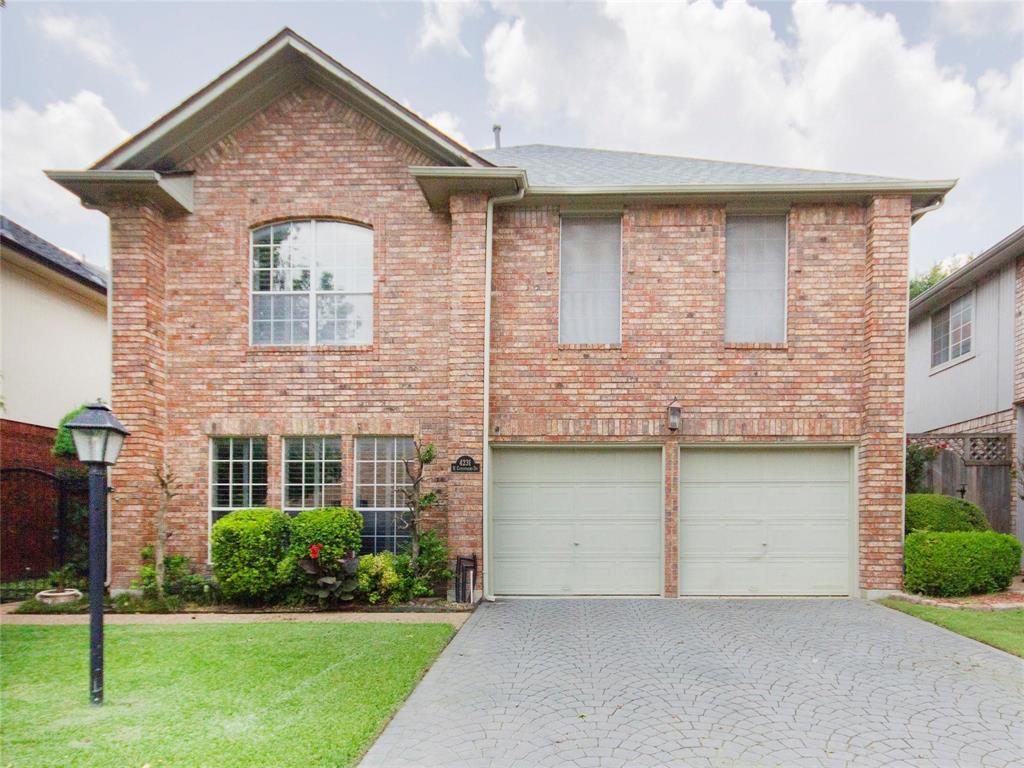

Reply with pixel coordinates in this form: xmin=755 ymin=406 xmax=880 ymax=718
xmin=1 ymin=622 xmax=454 ymax=767
xmin=880 ymin=599 xmax=1024 ymax=657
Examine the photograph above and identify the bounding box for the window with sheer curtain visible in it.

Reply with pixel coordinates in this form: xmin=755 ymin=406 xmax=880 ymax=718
xmin=725 ymin=215 xmax=787 ymax=343
xmin=250 ymin=220 xmax=372 ymax=346
xmin=559 ymin=216 xmax=622 ymax=344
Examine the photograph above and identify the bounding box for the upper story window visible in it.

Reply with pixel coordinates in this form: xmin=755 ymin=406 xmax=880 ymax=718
xmin=725 ymin=214 xmax=787 ymax=343
xmin=559 ymin=216 xmax=622 ymax=344
xmin=931 ymin=292 xmax=973 ymax=368
xmin=251 ymin=220 xmax=373 ymax=346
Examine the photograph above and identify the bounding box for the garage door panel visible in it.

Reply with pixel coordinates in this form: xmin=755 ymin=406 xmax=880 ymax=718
xmin=492 ymin=448 xmax=662 ymax=596
xmin=680 ymin=448 xmax=852 ymax=596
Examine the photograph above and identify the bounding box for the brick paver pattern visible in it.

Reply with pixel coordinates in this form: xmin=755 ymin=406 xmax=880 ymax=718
xmin=361 ymin=599 xmax=1024 ymax=768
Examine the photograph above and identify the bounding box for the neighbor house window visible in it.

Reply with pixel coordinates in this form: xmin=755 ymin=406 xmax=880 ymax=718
xmin=251 ymin=220 xmax=373 ymax=346
xmin=209 ymin=437 xmax=268 ymax=526
xmin=725 ymin=214 xmax=787 ymax=343
xmin=931 ymin=292 xmax=973 ymax=368
xmin=282 ymin=437 xmax=343 ymax=514
xmin=559 ymin=216 xmax=622 ymax=344
xmin=354 ymin=437 xmax=414 ymax=554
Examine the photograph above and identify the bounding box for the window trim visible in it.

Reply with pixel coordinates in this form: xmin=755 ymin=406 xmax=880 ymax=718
xmin=557 ymin=214 xmax=624 ymax=346
xmin=724 ymin=212 xmax=790 ymax=345
xmin=352 ymin=435 xmax=415 ymax=555
xmin=929 ymin=290 xmax=975 ymax=373
xmin=281 ymin=436 xmax=344 ymax=515
xmin=207 ymin=436 xmax=269 ymax=560
xmin=248 ymin=218 xmax=374 ymax=348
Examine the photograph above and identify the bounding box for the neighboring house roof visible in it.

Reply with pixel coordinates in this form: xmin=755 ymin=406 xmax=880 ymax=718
xmin=0 ymin=217 xmax=107 ymax=294
xmin=479 ymin=144 xmax=912 ymax=188
xmin=909 ymin=225 xmax=1024 ymax=323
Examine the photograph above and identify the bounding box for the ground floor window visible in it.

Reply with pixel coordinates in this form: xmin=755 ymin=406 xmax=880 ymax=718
xmin=354 ymin=436 xmax=414 ymax=554
xmin=282 ymin=436 xmax=343 ymax=514
xmin=209 ymin=437 xmax=268 ymax=526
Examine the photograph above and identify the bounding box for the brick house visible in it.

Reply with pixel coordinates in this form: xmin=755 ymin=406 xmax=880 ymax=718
xmin=50 ymin=29 xmax=954 ymax=598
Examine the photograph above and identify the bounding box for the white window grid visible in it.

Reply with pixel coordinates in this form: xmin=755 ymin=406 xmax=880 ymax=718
xmin=558 ymin=215 xmax=623 ymax=345
xmin=353 ymin=436 xmax=415 ymax=554
xmin=250 ymin=219 xmax=373 ymax=347
xmin=282 ymin=436 xmax=343 ymax=514
xmin=208 ymin=437 xmax=268 ymax=529
xmin=931 ymin=292 xmax=973 ymax=368
xmin=724 ymin=213 xmax=788 ymax=343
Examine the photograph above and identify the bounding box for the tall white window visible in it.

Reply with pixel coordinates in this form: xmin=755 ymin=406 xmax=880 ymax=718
xmin=209 ymin=437 xmax=268 ymax=526
xmin=354 ymin=437 xmax=414 ymax=554
xmin=560 ymin=216 xmax=622 ymax=344
xmin=931 ymin=292 xmax=973 ymax=368
xmin=282 ymin=437 xmax=343 ymax=514
xmin=725 ymin=215 xmax=787 ymax=343
xmin=251 ymin=220 xmax=373 ymax=346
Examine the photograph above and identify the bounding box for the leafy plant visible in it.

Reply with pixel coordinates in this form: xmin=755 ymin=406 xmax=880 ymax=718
xmin=52 ymin=404 xmax=89 ymax=457
xmin=47 ymin=564 xmax=79 ymax=592
xmin=904 ymin=531 xmax=1021 ymax=597
xmin=357 ymin=552 xmax=405 ymax=605
xmin=398 ymin=441 xmax=448 ymax=587
xmin=210 ymin=508 xmax=290 ymax=604
xmin=398 ymin=530 xmax=452 ymax=599
xmin=296 ymin=543 xmax=359 ymax=605
xmin=905 ymin=493 xmax=989 ymax=534
xmin=135 ymin=547 xmax=214 ymax=604
xmin=905 ymin=442 xmax=938 ymax=493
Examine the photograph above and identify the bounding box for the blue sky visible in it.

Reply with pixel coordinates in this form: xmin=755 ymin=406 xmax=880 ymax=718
xmin=2 ymin=0 xmax=1022 ymax=274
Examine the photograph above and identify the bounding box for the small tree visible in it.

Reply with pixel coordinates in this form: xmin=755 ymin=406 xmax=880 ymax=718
xmin=399 ymin=440 xmax=440 ymax=576
xmin=153 ymin=466 xmax=178 ymax=597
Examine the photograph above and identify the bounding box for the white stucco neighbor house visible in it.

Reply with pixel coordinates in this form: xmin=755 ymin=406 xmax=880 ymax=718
xmin=905 ymin=225 xmax=1023 ymax=544
xmin=0 ymin=216 xmax=111 ymax=467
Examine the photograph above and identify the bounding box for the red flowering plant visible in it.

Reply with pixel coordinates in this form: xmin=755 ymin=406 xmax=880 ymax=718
xmin=288 ymin=508 xmax=364 ymax=605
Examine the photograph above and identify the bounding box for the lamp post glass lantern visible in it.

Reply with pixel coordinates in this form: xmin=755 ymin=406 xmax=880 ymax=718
xmin=66 ymin=401 xmax=128 ymax=706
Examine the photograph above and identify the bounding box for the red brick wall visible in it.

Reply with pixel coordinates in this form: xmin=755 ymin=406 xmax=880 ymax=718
xmin=489 ymin=200 xmax=907 ymax=593
xmin=101 ymin=81 xmax=912 ymax=594
xmin=1 ymin=419 xmax=59 ymax=471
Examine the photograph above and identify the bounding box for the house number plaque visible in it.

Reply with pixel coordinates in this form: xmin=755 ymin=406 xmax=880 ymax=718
xmin=451 ymin=455 xmax=481 ymax=473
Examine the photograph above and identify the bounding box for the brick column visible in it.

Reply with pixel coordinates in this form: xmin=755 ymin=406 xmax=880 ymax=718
xmin=446 ymin=193 xmax=488 ymax=593
xmin=859 ymin=195 xmax=910 ymax=594
xmin=108 ymin=205 xmax=168 ymax=588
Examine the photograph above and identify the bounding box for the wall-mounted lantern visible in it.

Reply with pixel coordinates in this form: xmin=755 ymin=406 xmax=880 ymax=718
xmin=666 ymin=400 xmax=681 ymax=432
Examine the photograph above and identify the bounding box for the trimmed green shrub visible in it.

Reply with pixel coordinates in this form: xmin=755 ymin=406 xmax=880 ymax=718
xmin=399 ymin=529 xmax=453 ymax=598
xmin=357 ymin=552 xmax=404 ymax=605
xmin=904 ymin=531 xmax=1021 ymax=597
xmin=52 ymin=404 xmax=88 ymax=457
xmin=905 ymin=493 xmax=989 ymax=534
xmin=135 ymin=547 xmax=215 ymax=604
xmin=210 ymin=508 xmax=289 ymax=603
xmin=283 ymin=507 xmax=363 ymax=569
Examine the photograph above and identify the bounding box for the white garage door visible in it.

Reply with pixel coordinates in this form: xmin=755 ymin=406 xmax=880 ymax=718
xmin=679 ymin=447 xmax=853 ymax=596
xmin=491 ymin=447 xmax=662 ymax=595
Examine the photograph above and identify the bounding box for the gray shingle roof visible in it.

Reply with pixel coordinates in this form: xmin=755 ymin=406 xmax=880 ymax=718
xmin=1 ymin=216 xmax=107 ymax=292
xmin=477 ymin=144 xmax=912 ymax=188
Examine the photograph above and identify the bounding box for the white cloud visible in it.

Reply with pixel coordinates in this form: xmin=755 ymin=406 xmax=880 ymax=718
xmin=425 ymin=110 xmax=471 ymax=147
xmin=934 ymin=0 xmax=1024 ymax=37
xmin=482 ymin=0 xmax=1023 ymax=270
xmin=418 ymin=0 xmax=481 ymax=56
xmin=1 ymin=91 xmax=130 ymax=267
xmin=33 ymin=11 xmax=149 ymax=93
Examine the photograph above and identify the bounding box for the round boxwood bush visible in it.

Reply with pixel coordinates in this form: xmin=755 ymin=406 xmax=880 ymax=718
xmin=210 ymin=508 xmax=290 ymax=603
xmin=905 ymin=493 xmax=989 ymax=534
xmin=904 ymin=530 xmax=1021 ymax=597
xmin=280 ymin=507 xmax=363 ymax=578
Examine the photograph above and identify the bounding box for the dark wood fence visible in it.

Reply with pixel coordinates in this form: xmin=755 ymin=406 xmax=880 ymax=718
xmin=907 ymin=433 xmax=1013 ymax=533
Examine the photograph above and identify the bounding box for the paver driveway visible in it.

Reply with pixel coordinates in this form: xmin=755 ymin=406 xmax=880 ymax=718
xmin=361 ymin=599 xmax=1024 ymax=768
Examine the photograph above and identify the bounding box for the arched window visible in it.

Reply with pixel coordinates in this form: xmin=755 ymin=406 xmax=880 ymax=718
xmin=250 ymin=219 xmax=373 ymax=346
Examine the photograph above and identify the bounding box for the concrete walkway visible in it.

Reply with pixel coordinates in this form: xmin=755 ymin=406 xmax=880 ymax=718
xmin=361 ymin=598 xmax=1024 ymax=768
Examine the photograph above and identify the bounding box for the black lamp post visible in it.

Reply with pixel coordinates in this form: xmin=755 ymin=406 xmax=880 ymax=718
xmin=65 ymin=401 xmax=128 ymax=706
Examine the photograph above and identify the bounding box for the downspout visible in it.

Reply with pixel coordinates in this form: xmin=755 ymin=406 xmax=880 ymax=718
xmin=482 ymin=180 xmax=526 ymax=602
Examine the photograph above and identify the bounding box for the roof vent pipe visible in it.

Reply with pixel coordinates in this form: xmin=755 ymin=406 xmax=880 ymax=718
xmin=492 ymin=124 xmax=501 ymax=149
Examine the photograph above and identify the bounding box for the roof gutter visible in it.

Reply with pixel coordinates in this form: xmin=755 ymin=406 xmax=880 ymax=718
xmin=45 ymin=170 xmax=194 ymax=214
xmin=481 ymin=178 xmax=526 ymax=603
xmin=910 ymin=195 xmax=944 ymax=224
